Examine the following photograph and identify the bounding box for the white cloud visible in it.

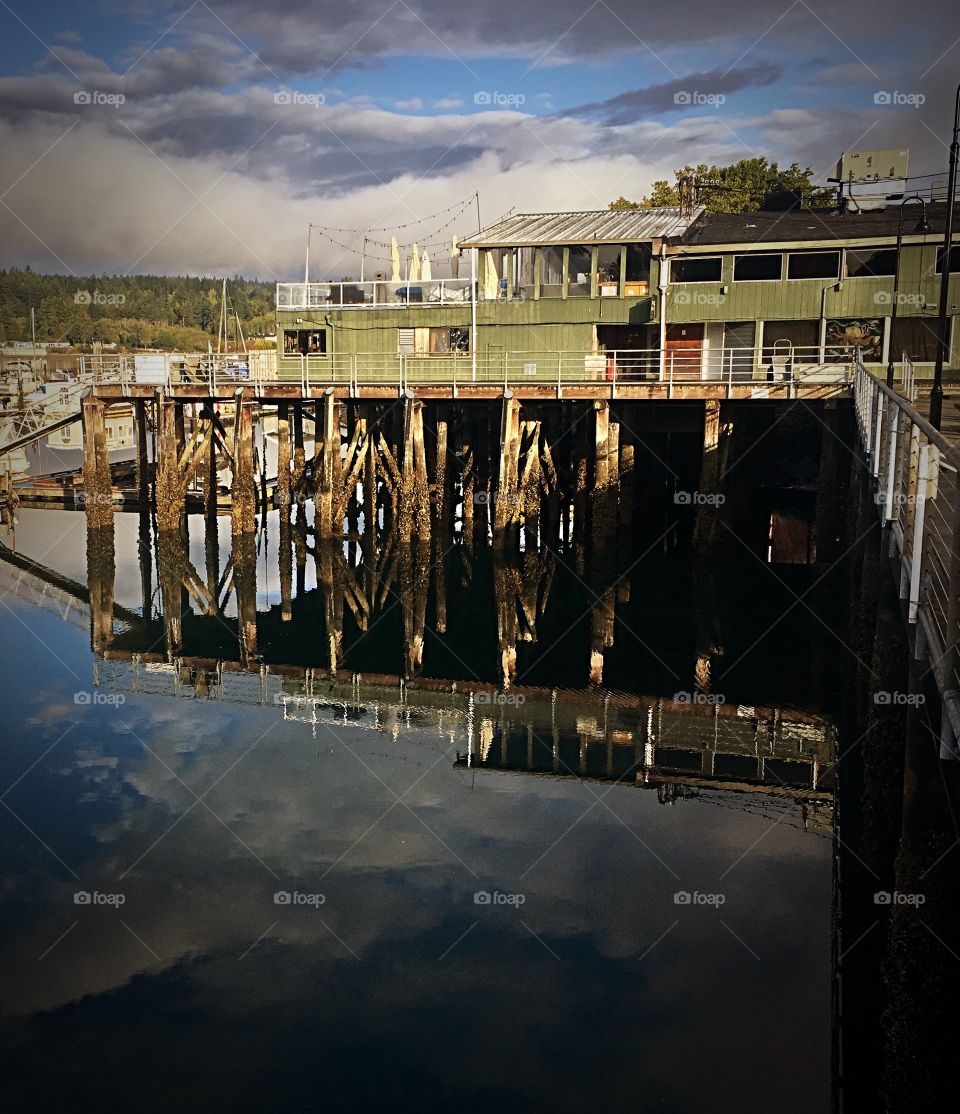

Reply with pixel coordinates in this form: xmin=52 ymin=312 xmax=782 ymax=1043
xmin=393 ymin=96 xmax=424 ymax=111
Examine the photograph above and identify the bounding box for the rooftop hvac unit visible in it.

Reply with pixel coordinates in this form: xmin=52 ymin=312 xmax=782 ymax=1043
xmin=833 ymin=148 xmax=909 ymax=184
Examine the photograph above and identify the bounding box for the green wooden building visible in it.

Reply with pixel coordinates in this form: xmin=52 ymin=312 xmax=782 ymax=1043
xmin=274 ymin=200 xmax=959 ymax=382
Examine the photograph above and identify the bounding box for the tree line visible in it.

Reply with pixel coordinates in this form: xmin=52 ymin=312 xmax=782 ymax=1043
xmin=0 ymin=269 xmax=277 ymax=350
xmin=609 ymin=157 xmax=836 ymax=214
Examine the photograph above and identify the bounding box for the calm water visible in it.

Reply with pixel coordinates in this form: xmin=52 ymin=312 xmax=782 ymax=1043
xmin=0 ymin=411 xmax=847 ymax=1113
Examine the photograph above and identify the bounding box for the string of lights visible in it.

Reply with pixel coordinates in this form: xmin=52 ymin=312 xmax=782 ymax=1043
xmin=307 ymin=193 xmax=478 ymax=236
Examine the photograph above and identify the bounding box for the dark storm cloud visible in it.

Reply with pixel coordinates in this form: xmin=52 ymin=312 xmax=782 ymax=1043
xmin=565 ymin=65 xmax=782 ymax=124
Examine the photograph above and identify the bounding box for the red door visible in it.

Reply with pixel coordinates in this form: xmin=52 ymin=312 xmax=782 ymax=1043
xmin=665 ymin=324 xmax=704 ymax=378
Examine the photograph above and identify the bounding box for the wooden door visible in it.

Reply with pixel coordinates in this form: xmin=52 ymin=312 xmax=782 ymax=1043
xmin=665 ymin=324 xmax=704 ymax=378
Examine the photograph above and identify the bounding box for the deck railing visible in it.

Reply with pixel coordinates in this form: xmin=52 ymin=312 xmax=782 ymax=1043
xmin=853 ymin=356 xmax=960 ymax=747
xmin=277 ymin=279 xmax=475 ymax=309
xmin=271 ymin=345 xmax=854 ymax=395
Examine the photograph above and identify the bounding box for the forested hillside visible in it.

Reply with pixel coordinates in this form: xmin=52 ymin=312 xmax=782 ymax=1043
xmin=0 ymin=269 xmax=276 ymax=349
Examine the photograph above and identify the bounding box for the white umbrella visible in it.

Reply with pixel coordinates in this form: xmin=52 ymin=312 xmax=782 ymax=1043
xmin=409 ymin=243 xmax=421 ymax=283
xmin=421 ymin=251 xmax=432 ymax=281
xmin=390 ymin=237 xmax=401 ymax=282
xmin=450 ymin=237 xmax=459 ymax=278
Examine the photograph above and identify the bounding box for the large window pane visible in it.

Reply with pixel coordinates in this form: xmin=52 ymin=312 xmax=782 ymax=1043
xmin=597 ymin=244 xmax=622 ymax=296
xmin=936 ymin=246 xmax=960 ymax=273
xmin=787 ymin=251 xmax=840 ymax=279
xmin=891 ymin=318 xmax=939 ymax=361
xmin=763 ymin=320 xmax=820 ymax=357
xmin=567 ymin=245 xmax=592 ymax=297
xmin=734 ymin=254 xmax=782 ymax=281
xmin=671 ymin=256 xmax=722 ymax=283
xmin=541 ymin=246 xmax=563 ymax=297
xmin=845 ymin=247 xmax=898 ymax=277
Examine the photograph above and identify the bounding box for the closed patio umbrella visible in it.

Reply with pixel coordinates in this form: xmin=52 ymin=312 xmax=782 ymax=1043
xmin=409 ymin=243 xmax=421 ymax=282
xmin=390 ymin=237 xmax=401 ymax=282
xmin=421 ymin=251 xmax=432 ymax=281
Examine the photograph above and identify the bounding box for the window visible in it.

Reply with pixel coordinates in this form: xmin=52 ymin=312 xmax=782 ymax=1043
xmin=541 ymin=246 xmax=564 ymax=297
xmin=733 ymin=254 xmax=782 ymax=281
xmin=283 ymin=329 xmax=326 ymax=355
xmin=671 ymin=256 xmax=722 ymax=283
xmin=597 ymin=244 xmax=622 ymax=295
xmin=513 ymin=247 xmax=535 ymax=299
xmin=398 ymin=327 xmax=469 ymax=355
xmin=763 ymin=320 xmax=820 ymax=356
xmin=845 ymin=246 xmax=898 ymax=277
xmin=625 ymin=243 xmax=650 ymax=282
xmin=891 ymin=318 xmax=940 ymax=362
xmin=935 ymin=245 xmax=960 ymax=273
xmin=787 ymin=251 xmax=840 ymax=279
xmin=567 ymin=245 xmax=592 ymax=297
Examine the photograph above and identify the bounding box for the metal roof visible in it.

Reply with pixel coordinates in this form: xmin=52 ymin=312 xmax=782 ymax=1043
xmin=459 ymin=207 xmax=702 ymax=248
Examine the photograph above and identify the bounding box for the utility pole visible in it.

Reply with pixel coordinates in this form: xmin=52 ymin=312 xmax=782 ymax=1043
xmin=930 ymin=81 xmax=960 ymax=429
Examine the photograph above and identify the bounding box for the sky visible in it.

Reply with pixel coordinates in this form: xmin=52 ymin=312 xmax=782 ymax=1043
xmin=0 ymin=0 xmax=958 ymax=280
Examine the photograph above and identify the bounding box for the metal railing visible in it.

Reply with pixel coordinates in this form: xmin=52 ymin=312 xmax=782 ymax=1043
xmin=277 ymin=279 xmax=475 ymax=310
xmin=853 ymin=356 xmax=960 ymax=738
xmin=275 ymin=345 xmax=854 ymax=395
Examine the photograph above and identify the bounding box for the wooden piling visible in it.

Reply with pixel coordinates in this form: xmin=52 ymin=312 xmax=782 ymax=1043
xmin=231 ymin=389 xmax=256 ymax=536
xmin=81 ymin=396 xmax=113 ymax=529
